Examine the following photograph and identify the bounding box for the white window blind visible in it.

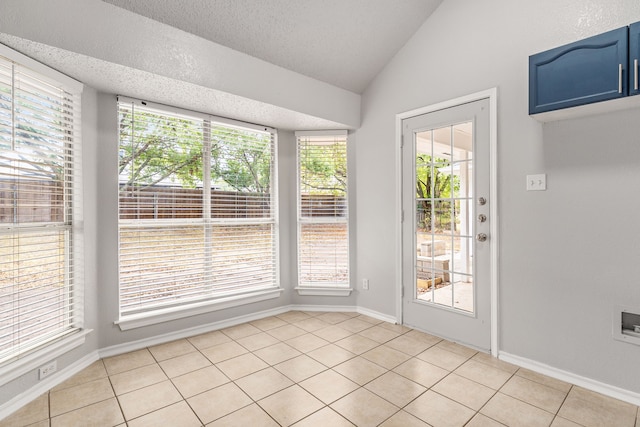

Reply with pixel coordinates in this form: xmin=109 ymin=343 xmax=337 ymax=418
xmin=0 ymin=52 xmax=82 ymax=365
xmin=296 ymin=131 xmax=349 ymax=288
xmin=118 ymin=99 xmax=278 ymax=317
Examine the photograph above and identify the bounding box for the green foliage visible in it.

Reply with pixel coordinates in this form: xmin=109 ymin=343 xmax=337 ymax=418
xmin=118 ymin=108 xmax=272 ymax=193
xmin=299 ymin=141 xmax=347 ymax=196
xmin=415 ymin=154 xmax=460 ymax=231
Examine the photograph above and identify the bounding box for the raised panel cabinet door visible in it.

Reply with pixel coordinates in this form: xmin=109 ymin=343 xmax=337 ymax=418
xmin=529 ymin=26 xmax=628 ymax=114
xmin=629 ymin=22 xmax=640 ymax=96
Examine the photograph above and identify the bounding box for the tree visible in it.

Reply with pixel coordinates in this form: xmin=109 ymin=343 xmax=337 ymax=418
xmin=415 ymin=154 xmax=459 ymax=231
xmin=299 ymin=140 xmax=347 ymax=196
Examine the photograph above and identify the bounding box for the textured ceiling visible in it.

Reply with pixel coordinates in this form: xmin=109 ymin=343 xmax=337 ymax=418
xmin=100 ymin=0 xmax=443 ymax=93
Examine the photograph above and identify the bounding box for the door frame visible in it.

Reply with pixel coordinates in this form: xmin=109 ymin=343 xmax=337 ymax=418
xmin=395 ymin=88 xmax=499 ymax=356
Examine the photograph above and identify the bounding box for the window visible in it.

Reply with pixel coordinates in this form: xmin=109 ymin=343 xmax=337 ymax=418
xmin=0 ymin=48 xmax=83 ymax=369
xmin=295 ymin=131 xmax=350 ymax=295
xmin=117 ymin=98 xmax=279 ymax=328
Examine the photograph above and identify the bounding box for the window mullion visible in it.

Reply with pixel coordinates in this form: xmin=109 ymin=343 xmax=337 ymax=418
xmin=203 ymin=120 xmax=213 ymax=290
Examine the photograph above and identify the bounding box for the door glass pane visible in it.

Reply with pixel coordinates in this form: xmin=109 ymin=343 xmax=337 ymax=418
xmin=415 ymin=122 xmax=474 ymax=313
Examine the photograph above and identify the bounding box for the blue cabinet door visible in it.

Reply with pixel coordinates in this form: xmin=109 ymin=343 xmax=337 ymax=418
xmin=529 ymin=27 xmax=628 ymax=114
xmin=629 ymin=22 xmax=640 ymax=96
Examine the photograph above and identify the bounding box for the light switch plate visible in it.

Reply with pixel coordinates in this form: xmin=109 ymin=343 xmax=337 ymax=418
xmin=526 ymin=174 xmax=546 ymax=191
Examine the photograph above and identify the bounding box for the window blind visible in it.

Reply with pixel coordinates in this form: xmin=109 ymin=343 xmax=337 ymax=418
xmin=296 ymin=131 xmax=349 ymax=288
xmin=118 ymin=100 xmax=277 ymax=317
xmin=0 ymin=54 xmax=82 ymax=364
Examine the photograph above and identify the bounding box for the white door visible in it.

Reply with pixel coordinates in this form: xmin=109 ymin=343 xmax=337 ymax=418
xmin=402 ymin=98 xmax=491 ymax=352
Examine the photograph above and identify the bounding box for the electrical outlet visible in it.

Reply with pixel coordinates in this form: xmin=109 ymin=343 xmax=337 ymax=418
xmin=362 ymin=278 xmax=369 ymax=290
xmin=39 ymin=361 xmax=57 ymax=380
xmin=526 ymin=174 xmax=546 ymax=191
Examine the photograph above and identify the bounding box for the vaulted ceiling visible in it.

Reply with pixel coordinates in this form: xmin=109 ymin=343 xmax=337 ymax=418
xmin=101 ymin=0 xmax=442 ymax=93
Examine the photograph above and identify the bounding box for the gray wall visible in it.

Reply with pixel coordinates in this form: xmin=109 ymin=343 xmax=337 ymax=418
xmin=355 ymin=0 xmax=640 ymax=392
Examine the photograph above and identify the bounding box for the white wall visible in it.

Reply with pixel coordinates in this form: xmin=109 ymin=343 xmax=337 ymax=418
xmin=355 ymin=0 xmax=640 ymax=393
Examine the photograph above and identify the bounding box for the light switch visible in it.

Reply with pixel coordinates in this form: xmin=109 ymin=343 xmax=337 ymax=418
xmin=526 ymin=174 xmax=546 ymax=191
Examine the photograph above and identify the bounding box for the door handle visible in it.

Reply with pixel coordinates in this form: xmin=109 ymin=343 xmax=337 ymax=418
xmin=476 ymin=233 xmax=488 ymax=242
xmin=635 ymin=59 xmax=638 ymax=91
xmin=619 ymin=63 xmax=623 ymax=94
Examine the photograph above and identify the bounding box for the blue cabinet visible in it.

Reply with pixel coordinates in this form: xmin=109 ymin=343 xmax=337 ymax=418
xmin=529 ymin=27 xmax=628 ymax=115
xmin=629 ymin=22 xmax=640 ymax=96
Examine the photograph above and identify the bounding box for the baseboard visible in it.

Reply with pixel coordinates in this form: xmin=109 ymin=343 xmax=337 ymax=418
xmin=0 ymin=351 xmax=100 ymax=421
xmin=290 ymin=304 xmax=358 ymax=313
xmin=356 ymin=306 xmax=398 ymax=324
xmin=499 ymin=351 xmax=640 ymax=406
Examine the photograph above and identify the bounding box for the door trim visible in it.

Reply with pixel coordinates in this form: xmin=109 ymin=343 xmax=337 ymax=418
xmin=395 ymin=88 xmax=498 ymax=356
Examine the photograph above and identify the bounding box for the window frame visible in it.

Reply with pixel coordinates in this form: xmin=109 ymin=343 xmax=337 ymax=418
xmin=116 ymin=97 xmax=282 ymax=330
xmin=294 ymin=130 xmax=352 ymax=296
xmin=0 ymin=44 xmax=88 ymax=385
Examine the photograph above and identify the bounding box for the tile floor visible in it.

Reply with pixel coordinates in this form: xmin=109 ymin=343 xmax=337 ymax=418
xmin=1 ymin=311 xmax=639 ymax=427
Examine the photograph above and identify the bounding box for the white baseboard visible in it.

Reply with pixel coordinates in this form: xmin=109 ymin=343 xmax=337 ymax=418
xmin=499 ymin=351 xmax=640 ymax=406
xmin=0 ymin=351 xmax=100 ymax=421
xmin=356 ymin=306 xmax=398 ymax=324
xmin=290 ymin=304 xmax=358 ymax=313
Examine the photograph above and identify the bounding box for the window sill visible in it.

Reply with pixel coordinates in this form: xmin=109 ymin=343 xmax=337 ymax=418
xmin=294 ymin=286 xmax=353 ymax=297
xmin=116 ymin=288 xmax=285 ymax=331
xmin=0 ymin=329 xmax=92 ymax=386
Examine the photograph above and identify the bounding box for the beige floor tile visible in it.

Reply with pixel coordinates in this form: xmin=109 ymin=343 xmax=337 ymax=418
xmin=466 ymin=413 xmax=506 ymax=427
xmin=110 ymin=364 xmax=168 ymax=395
xmin=52 ymin=360 xmax=108 ymax=392
xmin=117 ymin=380 xmax=182 ymax=421
xmin=277 ymin=311 xmax=312 ymax=323
xmin=158 ymin=351 xmax=211 ymax=378
xmin=235 ymin=367 xmax=294 ymax=400
xmin=148 ymin=339 xmax=197 ymax=362
xmin=216 ymin=352 xmax=269 ymax=380
xmin=379 ymin=410 xmax=430 ymax=427
xmin=50 ymin=398 xmax=124 ymax=427
xmin=254 ymin=342 xmax=302 ymax=365
xmin=481 ymin=392 xmax=554 ymax=427
xmin=286 ymin=333 xmax=329 ymax=353
xmin=236 ymin=331 xmax=280 ymax=351
xmin=307 ymin=344 xmax=356 ymax=367
xmin=500 ymin=375 xmax=567 ymax=413
xmin=404 ymin=329 xmax=442 ymax=347
xmin=127 ymin=401 xmax=200 ymax=427
xmin=551 ymin=416 xmax=583 ymax=427
xmin=188 ymin=382 xmax=252 ymax=424
xmin=454 ymin=359 xmax=513 ymax=390
xmin=417 ymin=345 xmax=471 ymax=371
xmin=313 ymin=325 xmax=353 ymax=342
xmin=250 ymin=316 xmax=288 ymax=331
xmin=358 ymin=325 xmax=401 ymax=343
xmin=207 ymin=403 xmax=279 ymax=427
xmin=258 ymin=385 xmax=324 ymax=426
xmin=395 ymin=357 xmax=449 ymax=389
xmin=274 ymin=354 xmax=328 ymax=382
xmin=558 ymin=391 xmax=636 ymax=427
xmin=378 ymin=322 xmax=411 ymax=334
xmin=299 ymin=370 xmax=359 ymax=404
xmin=355 ymin=314 xmax=384 ymax=325
xmin=361 ymin=345 xmax=411 ymax=370
xmin=405 ymin=390 xmax=475 ymax=427
xmin=293 ymin=317 xmax=331 ymax=332
xmin=435 ymin=339 xmax=478 ymax=358
xmin=0 ymin=393 xmax=49 ymax=427
xmin=267 ymin=324 xmax=307 ymax=341
xmin=365 ymin=371 xmax=427 ymax=407
xmin=471 ymin=352 xmax=518 ymax=374
xmin=316 ymin=312 xmax=352 ymax=325
xmin=334 ymin=334 xmax=379 ymax=354
xmin=516 ymin=368 xmax=572 ymax=393
xmin=337 ymin=317 xmax=373 ymax=333
xmin=103 ymin=349 xmax=156 ymax=375
xmin=171 ymin=365 xmax=230 ymax=398
xmin=50 ymin=377 xmax=114 ymax=417
xmin=200 ymin=340 xmax=248 ymax=364
xmin=330 ymin=388 xmax=399 ymax=427
xmin=432 ymin=373 xmax=495 ymax=410
xmin=187 ymin=330 xmax=231 ymax=350
xmin=385 ymin=334 xmax=436 ymax=356
xmin=293 ymin=407 xmax=355 ymax=427
xmin=221 ymin=322 xmax=262 ymax=340
xmin=569 ymin=386 xmax=637 ymax=415
xmin=333 ymin=356 xmax=388 ymax=386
